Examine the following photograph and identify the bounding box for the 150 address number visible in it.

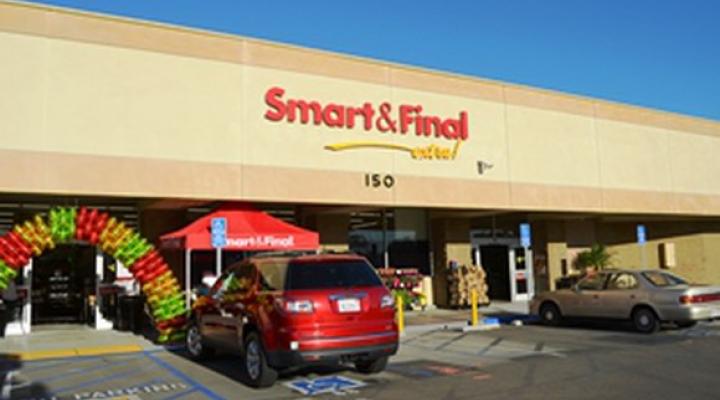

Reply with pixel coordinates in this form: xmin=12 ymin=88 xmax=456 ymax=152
xmin=364 ymin=173 xmax=395 ymax=189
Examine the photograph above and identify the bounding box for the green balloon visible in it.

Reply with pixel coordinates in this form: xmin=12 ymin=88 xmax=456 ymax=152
xmin=49 ymin=207 xmax=77 ymax=243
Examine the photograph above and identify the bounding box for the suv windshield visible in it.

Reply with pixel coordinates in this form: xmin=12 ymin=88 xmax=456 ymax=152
xmin=286 ymin=260 xmax=383 ymax=290
xmin=642 ymin=271 xmax=687 ymax=287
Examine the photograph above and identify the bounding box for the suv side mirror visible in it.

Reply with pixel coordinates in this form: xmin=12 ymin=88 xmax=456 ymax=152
xmin=572 ymin=285 xmax=582 ymax=293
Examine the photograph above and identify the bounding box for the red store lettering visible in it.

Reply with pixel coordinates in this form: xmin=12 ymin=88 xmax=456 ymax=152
xmin=264 ymin=87 xmax=468 ymax=141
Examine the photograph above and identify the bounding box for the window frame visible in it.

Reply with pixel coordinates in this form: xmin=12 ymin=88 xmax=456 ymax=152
xmin=576 ymin=273 xmax=609 ymax=291
xmin=257 ymin=260 xmax=289 ymax=292
xmin=606 ymin=272 xmax=640 ymax=291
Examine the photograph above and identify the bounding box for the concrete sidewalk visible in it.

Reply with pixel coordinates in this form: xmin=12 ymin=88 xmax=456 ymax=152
xmin=404 ymin=301 xmax=533 ymax=332
xmin=0 ymin=325 xmax=161 ymax=360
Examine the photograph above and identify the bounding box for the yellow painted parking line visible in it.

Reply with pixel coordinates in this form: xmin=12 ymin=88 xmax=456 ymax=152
xmin=17 ymin=349 xmax=77 ymax=361
xmin=12 ymin=344 xmax=144 ymax=361
xmin=75 ymin=344 xmax=143 ymax=357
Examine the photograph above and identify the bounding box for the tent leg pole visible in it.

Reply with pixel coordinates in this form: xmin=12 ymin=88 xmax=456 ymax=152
xmin=216 ymin=247 xmax=222 ymax=278
xmin=185 ymin=249 xmax=192 ymax=311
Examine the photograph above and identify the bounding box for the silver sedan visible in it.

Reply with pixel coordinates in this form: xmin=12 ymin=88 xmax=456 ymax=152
xmin=530 ymin=269 xmax=720 ymax=333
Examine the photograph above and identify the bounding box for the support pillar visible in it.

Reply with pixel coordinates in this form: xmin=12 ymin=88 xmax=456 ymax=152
xmin=431 ymin=218 xmax=472 ymax=308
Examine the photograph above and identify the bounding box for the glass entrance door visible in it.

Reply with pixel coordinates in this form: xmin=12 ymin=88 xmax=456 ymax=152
xmin=509 ymin=247 xmax=534 ymax=301
xmin=471 ymin=231 xmax=534 ymax=303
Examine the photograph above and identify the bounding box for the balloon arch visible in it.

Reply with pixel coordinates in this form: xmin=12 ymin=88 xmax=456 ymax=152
xmin=0 ymin=207 xmax=186 ymax=343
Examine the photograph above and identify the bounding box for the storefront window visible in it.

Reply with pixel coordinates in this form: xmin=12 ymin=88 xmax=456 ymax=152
xmin=348 ymin=209 xmax=430 ymax=275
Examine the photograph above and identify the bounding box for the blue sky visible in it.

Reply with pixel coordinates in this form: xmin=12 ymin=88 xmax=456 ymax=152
xmin=23 ymin=0 xmax=720 ymax=121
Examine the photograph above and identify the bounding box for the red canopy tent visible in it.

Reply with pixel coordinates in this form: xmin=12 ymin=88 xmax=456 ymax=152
xmin=160 ymin=203 xmax=319 ymax=251
xmin=159 ymin=203 xmax=319 ymax=308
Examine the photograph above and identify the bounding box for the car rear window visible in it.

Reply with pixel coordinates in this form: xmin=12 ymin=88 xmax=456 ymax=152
xmin=642 ymin=271 xmax=687 ymax=287
xmin=258 ymin=261 xmax=288 ymax=291
xmin=285 ymin=260 xmax=383 ymax=290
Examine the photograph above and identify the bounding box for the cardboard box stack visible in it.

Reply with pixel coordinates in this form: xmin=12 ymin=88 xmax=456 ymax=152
xmin=447 ymin=264 xmax=489 ymax=307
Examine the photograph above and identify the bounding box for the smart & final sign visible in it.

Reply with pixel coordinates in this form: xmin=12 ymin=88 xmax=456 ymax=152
xmin=264 ymin=86 xmax=470 ymax=160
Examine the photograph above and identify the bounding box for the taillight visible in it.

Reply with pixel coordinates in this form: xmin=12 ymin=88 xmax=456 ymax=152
xmin=679 ymin=293 xmax=720 ymax=304
xmin=283 ymin=299 xmax=314 ymax=314
xmin=381 ymin=294 xmax=395 ymax=309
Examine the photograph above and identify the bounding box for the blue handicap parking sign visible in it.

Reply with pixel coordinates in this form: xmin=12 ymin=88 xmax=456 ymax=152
xmin=211 ymin=217 xmax=227 ymax=248
xmin=520 ymin=223 xmax=531 ymax=247
xmin=285 ymin=375 xmax=366 ymax=396
xmin=211 ymin=217 xmax=227 ymax=233
xmin=637 ymin=224 xmax=646 ymax=245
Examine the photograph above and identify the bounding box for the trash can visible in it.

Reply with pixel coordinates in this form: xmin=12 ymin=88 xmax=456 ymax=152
xmin=118 ymin=295 xmax=145 ymax=334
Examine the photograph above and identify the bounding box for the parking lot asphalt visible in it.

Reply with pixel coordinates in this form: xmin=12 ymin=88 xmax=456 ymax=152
xmin=4 ymin=320 xmax=720 ymax=399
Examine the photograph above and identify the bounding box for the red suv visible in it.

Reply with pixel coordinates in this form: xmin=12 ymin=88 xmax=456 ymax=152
xmin=186 ymin=253 xmax=399 ymax=388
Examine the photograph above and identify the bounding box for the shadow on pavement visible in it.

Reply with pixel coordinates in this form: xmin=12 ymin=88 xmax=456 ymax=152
xmin=536 ymin=318 xmax=697 ymax=336
xmin=168 ymin=348 xmax=355 ymax=387
xmin=0 ymin=353 xmax=54 ymax=400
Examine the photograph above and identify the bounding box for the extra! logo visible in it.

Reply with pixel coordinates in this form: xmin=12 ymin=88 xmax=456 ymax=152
xmin=263 ymin=86 xmax=469 ymax=160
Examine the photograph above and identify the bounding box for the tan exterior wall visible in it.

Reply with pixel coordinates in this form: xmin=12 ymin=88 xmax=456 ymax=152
xmin=1 ymin=2 xmax=720 ymax=217
xmin=540 ymin=221 xmax=720 ymax=288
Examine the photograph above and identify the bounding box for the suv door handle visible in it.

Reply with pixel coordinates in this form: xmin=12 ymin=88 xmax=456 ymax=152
xmin=593 ymin=295 xmax=599 ymax=299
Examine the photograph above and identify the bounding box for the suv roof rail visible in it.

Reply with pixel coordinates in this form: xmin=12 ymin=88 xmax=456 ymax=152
xmin=251 ymin=250 xmax=318 ymax=259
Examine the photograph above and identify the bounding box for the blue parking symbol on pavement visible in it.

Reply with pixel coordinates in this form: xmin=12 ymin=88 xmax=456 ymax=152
xmin=285 ymin=375 xmax=366 ymax=396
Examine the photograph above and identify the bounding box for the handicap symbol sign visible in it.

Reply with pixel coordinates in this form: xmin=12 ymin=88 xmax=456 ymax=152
xmin=211 ymin=217 xmax=227 ymax=234
xmin=285 ymin=375 xmax=366 ymax=396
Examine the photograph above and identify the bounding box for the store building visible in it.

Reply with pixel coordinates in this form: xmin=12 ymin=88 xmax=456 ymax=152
xmin=2 ymin=2 xmax=720 ymax=332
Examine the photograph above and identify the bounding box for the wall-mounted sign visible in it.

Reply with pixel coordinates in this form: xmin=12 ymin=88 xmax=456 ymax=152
xmin=520 ymin=223 xmax=531 ymax=248
xmin=264 ymin=86 xmax=469 ymax=161
xmin=637 ymin=224 xmax=646 ymax=245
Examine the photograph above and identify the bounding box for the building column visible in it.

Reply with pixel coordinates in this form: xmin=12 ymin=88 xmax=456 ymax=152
xmin=545 ymin=221 xmax=567 ymax=291
xmin=430 ymin=218 xmax=472 ymax=308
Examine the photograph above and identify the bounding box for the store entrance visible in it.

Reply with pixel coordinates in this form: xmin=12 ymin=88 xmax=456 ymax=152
xmin=471 ymin=229 xmax=535 ymax=302
xmin=478 ymin=245 xmax=511 ymax=301
xmin=31 ymin=244 xmax=95 ymax=325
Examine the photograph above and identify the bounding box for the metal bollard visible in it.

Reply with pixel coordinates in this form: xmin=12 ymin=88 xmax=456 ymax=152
xmin=396 ymin=294 xmax=405 ymax=334
xmin=471 ymin=288 xmax=479 ymax=326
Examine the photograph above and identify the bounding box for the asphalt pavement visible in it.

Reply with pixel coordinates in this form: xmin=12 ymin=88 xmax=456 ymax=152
xmin=4 ymin=320 xmax=720 ymax=399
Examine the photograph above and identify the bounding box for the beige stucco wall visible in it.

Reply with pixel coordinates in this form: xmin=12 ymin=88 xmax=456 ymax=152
xmin=1 ymin=2 xmax=720 ymax=216
xmin=540 ymin=220 xmax=720 ymax=287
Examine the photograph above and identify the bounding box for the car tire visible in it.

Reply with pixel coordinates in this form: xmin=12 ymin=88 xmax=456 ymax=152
xmin=243 ymin=331 xmax=278 ymax=388
xmin=676 ymin=321 xmax=698 ymax=329
xmin=186 ymin=320 xmax=215 ymax=360
xmin=632 ymin=307 xmax=660 ymax=334
xmin=539 ymin=302 xmax=562 ymax=326
xmin=355 ymin=356 xmax=389 ymax=374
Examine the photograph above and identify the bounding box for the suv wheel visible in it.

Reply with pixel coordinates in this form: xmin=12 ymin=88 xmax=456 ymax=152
xmin=539 ymin=302 xmax=562 ymax=326
xmin=355 ymin=356 xmax=388 ymax=374
xmin=633 ymin=307 xmax=660 ymax=334
xmin=186 ymin=320 xmax=214 ymax=360
xmin=243 ymin=331 xmax=278 ymax=388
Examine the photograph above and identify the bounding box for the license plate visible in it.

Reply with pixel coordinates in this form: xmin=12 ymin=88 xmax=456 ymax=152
xmin=338 ymin=298 xmax=361 ymax=313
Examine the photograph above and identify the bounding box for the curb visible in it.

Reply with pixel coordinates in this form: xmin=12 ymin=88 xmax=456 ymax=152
xmin=5 ymin=344 xmax=145 ymax=361
xmin=403 ymin=321 xmax=472 ymax=334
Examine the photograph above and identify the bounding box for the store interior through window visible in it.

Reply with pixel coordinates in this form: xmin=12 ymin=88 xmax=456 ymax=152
xmin=348 ymin=208 xmax=430 ymax=275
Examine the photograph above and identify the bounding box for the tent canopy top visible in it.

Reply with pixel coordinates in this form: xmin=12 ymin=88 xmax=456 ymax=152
xmin=160 ymin=203 xmax=319 ymax=251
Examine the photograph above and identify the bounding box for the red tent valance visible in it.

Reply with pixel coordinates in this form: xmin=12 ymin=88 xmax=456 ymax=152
xmin=160 ymin=203 xmax=319 ymax=251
